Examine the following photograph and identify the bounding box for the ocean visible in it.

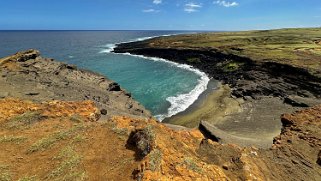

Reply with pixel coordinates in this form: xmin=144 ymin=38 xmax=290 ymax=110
xmin=0 ymin=31 xmax=209 ymax=120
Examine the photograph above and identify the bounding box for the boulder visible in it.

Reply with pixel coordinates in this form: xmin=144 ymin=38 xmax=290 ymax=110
xmin=100 ymin=109 xmax=107 ymax=115
xmin=107 ymin=82 xmax=121 ymax=91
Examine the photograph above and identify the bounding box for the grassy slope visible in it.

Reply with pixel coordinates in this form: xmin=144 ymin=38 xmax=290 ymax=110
xmin=0 ymin=98 xmax=229 ymax=181
xmin=146 ymin=28 xmax=321 ymax=76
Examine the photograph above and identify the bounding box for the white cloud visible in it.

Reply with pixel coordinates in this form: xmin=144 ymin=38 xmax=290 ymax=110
xmin=184 ymin=3 xmax=202 ymax=13
xmin=153 ymin=0 xmax=162 ymax=5
xmin=214 ymin=0 xmax=239 ymax=7
xmin=142 ymin=9 xmax=160 ymax=13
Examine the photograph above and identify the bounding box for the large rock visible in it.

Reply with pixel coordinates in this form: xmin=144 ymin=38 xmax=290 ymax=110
xmin=107 ymin=82 xmax=121 ymax=91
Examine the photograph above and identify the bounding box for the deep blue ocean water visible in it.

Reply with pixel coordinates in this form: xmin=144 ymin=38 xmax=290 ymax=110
xmin=0 ymin=31 xmax=209 ymax=120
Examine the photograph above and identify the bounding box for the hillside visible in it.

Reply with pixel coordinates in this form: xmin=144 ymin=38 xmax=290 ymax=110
xmin=0 ymin=44 xmax=320 ymax=180
xmin=1 ymin=92 xmax=321 ymax=180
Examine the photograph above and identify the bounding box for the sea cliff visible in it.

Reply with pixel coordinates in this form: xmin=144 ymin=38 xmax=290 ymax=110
xmin=1 ymin=28 xmax=321 ymax=181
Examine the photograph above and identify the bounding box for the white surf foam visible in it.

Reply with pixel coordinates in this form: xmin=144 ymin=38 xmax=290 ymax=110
xmin=98 ymin=32 xmax=210 ymax=121
xmin=99 ymin=33 xmax=181 ymax=54
xmin=99 ymin=43 xmax=117 ymax=53
xmin=118 ymin=53 xmax=210 ymax=121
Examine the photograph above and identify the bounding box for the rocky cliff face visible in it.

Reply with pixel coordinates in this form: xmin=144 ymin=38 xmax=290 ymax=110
xmin=0 ymin=50 xmax=151 ymax=118
xmin=114 ymin=44 xmax=321 ymax=100
xmin=0 ymin=50 xmax=320 ymax=180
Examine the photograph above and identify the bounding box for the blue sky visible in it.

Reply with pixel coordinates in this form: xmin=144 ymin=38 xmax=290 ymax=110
xmin=0 ymin=0 xmax=320 ymax=30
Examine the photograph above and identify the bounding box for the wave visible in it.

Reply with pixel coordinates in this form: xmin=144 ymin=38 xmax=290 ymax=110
xmin=99 ymin=33 xmax=182 ymax=54
xmin=99 ymin=32 xmax=210 ymax=121
xmin=118 ymin=53 xmax=210 ymax=121
xmin=99 ymin=44 xmax=116 ymax=53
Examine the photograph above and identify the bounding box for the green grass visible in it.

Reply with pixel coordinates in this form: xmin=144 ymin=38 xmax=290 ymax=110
xmin=144 ymin=27 xmax=321 ymax=77
xmin=18 ymin=175 xmax=38 ymax=181
xmin=222 ymin=62 xmax=244 ymax=72
xmin=0 ymin=164 xmax=11 ymax=181
xmin=148 ymin=149 xmax=162 ymax=171
xmin=72 ymin=134 xmax=87 ymax=144
xmin=0 ymin=135 xmax=27 ymax=144
xmin=181 ymin=157 xmax=202 ymax=173
xmin=186 ymin=57 xmax=201 ymax=63
xmin=5 ymin=111 xmax=44 ymax=130
xmin=69 ymin=114 xmax=83 ymax=123
xmin=27 ymin=125 xmax=85 ymax=154
xmin=47 ymin=146 xmax=86 ymax=181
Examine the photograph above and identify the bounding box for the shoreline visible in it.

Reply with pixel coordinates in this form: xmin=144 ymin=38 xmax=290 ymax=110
xmin=109 ymin=33 xmax=211 ymax=121
xmin=113 ymin=30 xmax=321 ymax=147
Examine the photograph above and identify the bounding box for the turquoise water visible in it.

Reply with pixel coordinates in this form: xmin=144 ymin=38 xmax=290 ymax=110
xmin=0 ymin=31 xmax=209 ymax=120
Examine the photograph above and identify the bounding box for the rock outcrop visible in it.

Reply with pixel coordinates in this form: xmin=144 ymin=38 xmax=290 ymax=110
xmin=0 ymin=50 xmax=151 ymax=119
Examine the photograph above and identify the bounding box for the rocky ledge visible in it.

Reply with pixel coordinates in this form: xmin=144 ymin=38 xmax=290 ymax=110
xmin=0 ymin=49 xmax=151 ymax=119
xmin=0 ymin=50 xmax=321 ymax=180
xmin=114 ymin=44 xmax=321 ymax=101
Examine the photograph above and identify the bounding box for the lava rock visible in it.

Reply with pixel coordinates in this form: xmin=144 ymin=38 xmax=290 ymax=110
xmin=0 ymin=92 xmax=9 ymax=98
xmin=107 ymin=82 xmax=121 ymax=91
xmin=317 ymin=151 xmax=321 ymax=166
xmin=25 ymin=92 xmax=40 ymax=96
xmin=100 ymin=109 xmax=108 ymax=115
xmin=284 ymin=96 xmax=309 ymax=107
xmin=127 ymin=126 xmax=156 ymax=159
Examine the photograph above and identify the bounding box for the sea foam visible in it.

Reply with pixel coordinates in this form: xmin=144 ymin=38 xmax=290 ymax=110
xmin=99 ymin=44 xmax=116 ymax=53
xmin=99 ymin=33 xmax=210 ymax=121
xmin=119 ymin=53 xmax=210 ymax=121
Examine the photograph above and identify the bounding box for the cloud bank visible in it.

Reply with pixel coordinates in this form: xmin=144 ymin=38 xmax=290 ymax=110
xmin=184 ymin=3 xmax=202 ymax=13
xmin=214 ymin=0 xmax=239 ymax=7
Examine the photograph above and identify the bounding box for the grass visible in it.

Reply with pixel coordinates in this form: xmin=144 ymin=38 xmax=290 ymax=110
xmin=5 ymin=111 xmax=44 ymax=130
xmin=47 ymin=146 xmax=86 ymax=181
xmin=186 ymin=57 xmax=201 ymax=63
xmin=0 ymin=164 xmax=11 ymax=181
xmin=69 ymin=114 xmax=83 ymax=123
xmin=148 ymin=149 xmax=162 ymax=171
xmin=0 ymin=135 xmax=27 ymax=144
xmin=182 ymin=157 xmax=202 ymax=173
xmin=72 ymin=134 xmax=87 ymax=144
xmin=144 ymin=27 xmax=321 ymax=77
xmin=222 ymin=61 xmax=244 ymax=72
xmin=18 ymin=176 xmax=38 ymax=181
xmin=27 ymin=125 xmax=85 ymax=154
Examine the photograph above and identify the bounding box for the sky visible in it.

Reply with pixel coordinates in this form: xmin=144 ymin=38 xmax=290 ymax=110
xmin=0 ymin=0 xmax=320 ymax=30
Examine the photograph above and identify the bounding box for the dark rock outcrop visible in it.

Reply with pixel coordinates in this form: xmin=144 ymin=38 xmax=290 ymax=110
xmin=107 ymin=82 xmax=121 ymax=91
xmin=114 ymin=44 xmax=321 ymax=100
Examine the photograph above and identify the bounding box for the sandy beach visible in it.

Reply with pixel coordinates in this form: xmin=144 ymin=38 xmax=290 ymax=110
xmin=164 ymin=80 xmax=312 ymax=148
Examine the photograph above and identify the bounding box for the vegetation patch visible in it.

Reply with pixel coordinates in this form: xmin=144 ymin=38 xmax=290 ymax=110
xmin=148 ymin=149 xmax=162 ymax=171
xmin=69 ymin=114 xmax=83 ymax=123
xmin=222 ymin=62 xmax=244 ymax=72
xmin=182 ymin=157 xmax=202 ymax=173
xmin=0 ymin=135 xmax=27 ymax=144
xmin=72 ymin=134 xmax=87 ymax=144
xmin=0 ymin=164 xmax=11 ymax=181
xmin=5 ymin=111 xmax=45 ymax=130
xmin=27 ymin=125 xmax=85 ymax=153
xmin=186 ymin=57 xmax=201 ymax=63
xmin=18 ymin=175 xmax=38 ymax=181
xmin=47 ymin=146 xmax=86 ymax=181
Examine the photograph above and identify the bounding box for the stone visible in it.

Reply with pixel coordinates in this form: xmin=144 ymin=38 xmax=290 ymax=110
xmin=317 ymin=151 xmax=321 ymax=166
xmin=126 ymin=102 xmax=133 ymax=109
xmin=0 ymin=92 xmax=9 ymax=98
xmin=100 ymin=109 xmax=108 ymax=115
xmin=25 ymin=92 xmax=40 ymax=96
xmin=284 ymin=96 xmax=309 ymax=107
xmin=107 ymin=82 xmax=121 ymax=91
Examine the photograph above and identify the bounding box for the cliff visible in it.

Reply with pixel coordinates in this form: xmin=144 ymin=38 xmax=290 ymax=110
xmin=0 ymin=94 xmax=320 ymax=180
xmin=0 ymin=49 xmax=150 ymax=118
xmin=0 ymin=48 xmax=320 ymax=180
